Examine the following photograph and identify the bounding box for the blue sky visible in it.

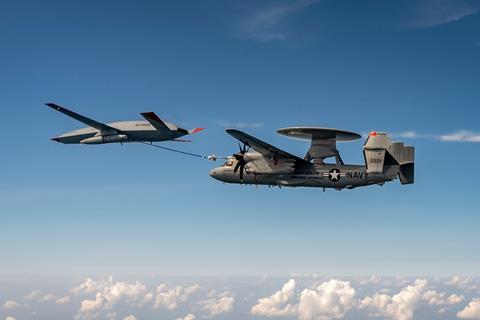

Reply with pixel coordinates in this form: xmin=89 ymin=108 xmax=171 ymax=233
xmin=1 ymin=0 xmax=480 ymax=287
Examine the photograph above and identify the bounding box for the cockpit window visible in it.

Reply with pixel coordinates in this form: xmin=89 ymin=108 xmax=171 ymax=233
xmin=223 ymin=159 xmax=234 ymax=167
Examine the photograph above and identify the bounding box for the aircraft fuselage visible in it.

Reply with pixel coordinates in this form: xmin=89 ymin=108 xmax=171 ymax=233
xmin=209 ymin=161 xmax=399 ymax=189
xmin=52 ymin=120 xmax=186 ymax=144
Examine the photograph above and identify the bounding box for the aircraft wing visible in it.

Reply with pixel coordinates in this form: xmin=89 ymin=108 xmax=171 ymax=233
xmin=46 ymin=103 xmax=119 ymax=132
xmin=226 ymin=129 xmax=309 ymax=164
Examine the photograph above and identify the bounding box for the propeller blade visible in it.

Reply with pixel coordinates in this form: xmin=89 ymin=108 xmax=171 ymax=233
xmin=239 ymin=163 xmax=244 ymax=181
xmin=234 ymin=161 xmax=242 ymax=173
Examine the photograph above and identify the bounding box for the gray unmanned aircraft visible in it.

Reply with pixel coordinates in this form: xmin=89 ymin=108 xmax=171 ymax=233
xmin=46 ymin=103 xmax=204 ymax=144
xmin=209 ymin=128 xmax=414 ymax=190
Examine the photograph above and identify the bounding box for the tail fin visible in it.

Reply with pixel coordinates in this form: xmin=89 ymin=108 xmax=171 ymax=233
xmin=141 ymin=112 xmax=172 ymax=132
xmin=363 ymin=132 xmax=415 ymax=184
xmin=188 ymin=128 xmax=205 ymax=134
xmin=399 ymin=162 xmax=414 ymax=184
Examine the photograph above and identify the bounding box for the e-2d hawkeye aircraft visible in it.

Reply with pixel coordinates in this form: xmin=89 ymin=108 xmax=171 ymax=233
xmin=46 ymin=103 xmax=204 ymax=144
xmin=209 ymin=127 xmax=414 ymax=190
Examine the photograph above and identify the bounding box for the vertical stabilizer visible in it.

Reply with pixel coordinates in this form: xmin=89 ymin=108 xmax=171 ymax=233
xmin=363 ymin=131 xmax=415 ymax=184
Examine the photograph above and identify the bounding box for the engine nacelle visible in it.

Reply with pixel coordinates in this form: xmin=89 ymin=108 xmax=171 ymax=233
xmin=245 ymin=156 xmax=295 ymax=175
xmin=80 ymin=134 xmax=128 ymax=144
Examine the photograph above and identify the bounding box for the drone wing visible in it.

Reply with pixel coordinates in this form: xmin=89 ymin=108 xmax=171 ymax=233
xmin=226 ymin=129 xmax=309 ymax=164
xmin=46 ymin=103 xmax=119 ymax=133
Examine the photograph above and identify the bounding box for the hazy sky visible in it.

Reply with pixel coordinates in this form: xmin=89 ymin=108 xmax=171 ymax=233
xmin=1 ymin=0 xmax=480 ymax=281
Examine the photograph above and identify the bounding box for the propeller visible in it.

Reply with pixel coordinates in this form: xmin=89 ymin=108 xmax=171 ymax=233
xmin=233 ymin=143 xmax=249 ymax=181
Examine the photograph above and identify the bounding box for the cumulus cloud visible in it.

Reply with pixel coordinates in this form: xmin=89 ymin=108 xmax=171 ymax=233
xmin=123 ymin=315 xmax=137 ymax=320
xmin=359 ymin=279 xmax=428 ymax=320
xmin=175 ymin=314 xmax=196 ymax=320
xmin=38 ymin=294 xmax=57 ymax=302
xmin=421 ymin=289 xmax=464 ymax=314
xmin=251 ymin=278 xmax=355 ymax=320
xmin=5 ymin=317 xmax=16 ymax=320
xmin=200 ymin=291 xmax=235 ymax=316
xmin=56 ymin=296 xmax=71 ymax=304
xmin=3 ymin=301 xmax=19 ymax=310
xmin=447 ymin=276 xmax=479 ymax=291
xmin=458 ymin=298 xmax=480 ymax=319
xmin=73 ymin=277 xmax=153 ymax=319
xmin=251 ymin=278 xmax=298 ymax=316
xmin=79 ymin=293 xmax=106 ymax=314
xmin=154 ymin=284 xmax=199 ymax=310
xmin=25 ymin=290 xmax=41 ymax=300
xmin=238 ymin=0 xmax=319 ymax=41
xmin=298 ymin=279 xmax=356 ymax=320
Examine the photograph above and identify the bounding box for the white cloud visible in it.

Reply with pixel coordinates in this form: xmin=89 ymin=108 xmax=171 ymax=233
xmin=422 ymin=290 xmax=464 ymax=307
xmin=397 ymin=131 xmax=420 ymax=139
xmin=200 ymin=291 xmax=235 ymax=316
xmin=386 ymin=130 xmax=480 ymax=143
xmin=251 ymin=278 xmax=298 ymax=316
xmin=79 ymin=293 xmax=105 ymax=313
xmin=175 ymin=313 xmax=196 ymax=320
xmin=73 ymin=277 xmax=153 ymax=319
xmin=408 ymin=0 xmax=479 ymax=29
xmin=5 ymin=317 xmax=16 ymax=320
xmin=298 ymin=279 xmax=356 ymax=320
xmin=447 ymin=276 xmax=479 ymax=291
xmin=440 ymin=130 xmax=480 ymax=142
xmin=448 ymin=294 xmax=465 ymax=305
xmin=123 ymin=316 xmax=137 ymax=320
xmin=217 ymin=121 xmax=264 ymax=129
xmin=3 ymin=301 xmax=19 ymax=310
xmin=238 ymin=0 xmax=319 ymax=41
xmin=458 ymin=298 xmax=480 ymax=319
xmin=25 ymin=290 xmax=41 ymax=300
xmin=359 ymin=279 xmax=428 ymax=320
xmin=154 ymin=284 xmax=199 ymax=310
xmin=56 ymin=296 xmax=71 ymax=304
xmin=358 ymin=275 xmax=383 ymax=286
xmin=38 ymin=294 xmax=57 ymax=302
xmin=423 ymin=290 xmax=446 ymax=305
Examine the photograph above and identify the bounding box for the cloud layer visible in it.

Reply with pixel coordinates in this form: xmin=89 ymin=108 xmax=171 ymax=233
xmin=3 ymin=275 xmax=480 ymax=319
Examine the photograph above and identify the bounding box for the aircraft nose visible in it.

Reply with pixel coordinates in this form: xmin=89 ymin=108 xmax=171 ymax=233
xmin=209 ymin=168 xmax=220 ymax=180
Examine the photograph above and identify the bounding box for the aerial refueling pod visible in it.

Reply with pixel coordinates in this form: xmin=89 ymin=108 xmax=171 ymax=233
xmin=363 ymin=132 xmax=415 ymax=184
xmin=80 ymin=134 xmax=129 ymax=144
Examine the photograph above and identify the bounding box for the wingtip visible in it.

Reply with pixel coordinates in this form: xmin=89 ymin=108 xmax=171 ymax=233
xmin=45 ymin=102 xmax=61 ymax=110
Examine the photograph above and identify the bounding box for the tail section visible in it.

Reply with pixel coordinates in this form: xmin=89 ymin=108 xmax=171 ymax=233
xmin=188 ymin=128 xmax=205 ymax=134
xmin=363 ymin=132 xmax=415 ymax=184
xmin=141 ymin=112 xmax=173 ymax=132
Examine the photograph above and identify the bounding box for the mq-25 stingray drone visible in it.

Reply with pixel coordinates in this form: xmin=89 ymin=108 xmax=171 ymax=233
xmin=209 ymin=127 xmax=414 ymax=190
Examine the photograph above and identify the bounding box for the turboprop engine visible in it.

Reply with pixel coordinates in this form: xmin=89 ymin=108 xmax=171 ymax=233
xmin=80 ymin=134 xmax=129 ymax=144
xmin=244 ymin=152 xmax=295 ymax=175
